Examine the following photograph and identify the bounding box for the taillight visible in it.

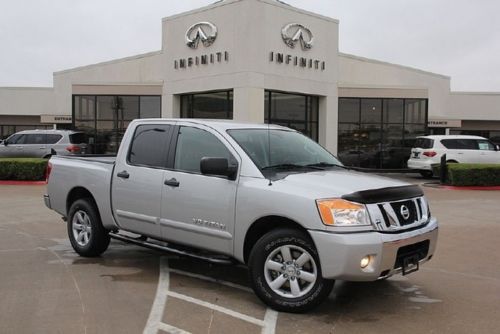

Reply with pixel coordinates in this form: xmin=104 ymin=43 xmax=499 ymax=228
xmin=66 ymin=145 xmax=81 ymax=153
xmin=46 ymin=162 xmax=52 ymax=183
xmin=423 ymin=151 xmax=437 ymax=157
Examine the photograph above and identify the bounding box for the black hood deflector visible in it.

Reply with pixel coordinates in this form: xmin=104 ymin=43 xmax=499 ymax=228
xmin=342 ymin=185 xmax=424 ymax=204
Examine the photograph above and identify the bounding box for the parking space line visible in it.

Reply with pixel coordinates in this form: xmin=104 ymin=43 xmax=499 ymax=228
xmin=167 ymin=291 xmax=267 ymax=327
xmin=169 ymin=268 xmax=253 ymax=293
xmin=144 ymin=256 xmax=278 ymax=334
xmin=157 ymin=322 xmax=191 ymax=334
xmin=144 ymin=257 xmax=170 ymax=334
xmin=262 ymin=309 xmax=279 ymax=334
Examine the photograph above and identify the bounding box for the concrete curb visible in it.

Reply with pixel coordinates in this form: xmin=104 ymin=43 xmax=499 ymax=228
xmin=0 ymin=181 xmax=46 ymax=186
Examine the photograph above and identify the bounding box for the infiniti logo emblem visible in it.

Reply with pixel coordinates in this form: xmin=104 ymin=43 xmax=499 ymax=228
xmin=186 ymin=22 xmax=218 ymax=49
xmin=281 ymin=23 xmax=314 ymax=50
xmin=400 ymin=205 xmax=411 ymax=220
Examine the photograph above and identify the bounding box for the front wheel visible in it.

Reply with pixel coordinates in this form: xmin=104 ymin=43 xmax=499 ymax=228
xmin=248 ymin=228 xmax=334 ymax=313
xmin=67 ymin=198 xmax=110 ymax=257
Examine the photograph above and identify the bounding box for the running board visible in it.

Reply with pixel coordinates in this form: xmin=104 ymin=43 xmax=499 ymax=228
xmin=109 ymin=232 xmax=235 ymax=265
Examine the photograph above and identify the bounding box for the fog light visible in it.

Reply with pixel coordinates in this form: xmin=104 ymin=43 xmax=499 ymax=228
xmin=360 ymin=256 xmax=371 ymax=269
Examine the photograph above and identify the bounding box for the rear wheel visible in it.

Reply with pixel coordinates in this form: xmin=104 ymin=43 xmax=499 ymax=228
xmin=419 ymin=170 xmax=433 ymax=178
xmin=68 ymin=198 xmax=110 ymax=257
xmin=248 ymin=228 xmax=334 ymax=313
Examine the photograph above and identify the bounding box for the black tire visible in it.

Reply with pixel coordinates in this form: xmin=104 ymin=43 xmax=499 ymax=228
xmin=67 ymin=198 xmax=110 ymax=257
xmin=248 ymin=228 xmax=334 ymax=313
xmin=419 ymin=170 xmax=433 ymax=178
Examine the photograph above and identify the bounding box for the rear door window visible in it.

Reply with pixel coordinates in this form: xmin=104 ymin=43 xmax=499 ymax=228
xmin=127 ymin=124 xmax=172 ymax=168
xmin=413 ymin=138 xmax=434 ymax=149
xmin=46 ymin=134 xmax=63 ymax=144
xmin=441 ymin=139 xmax=478 ymax=150
xmin=25 ymin=134 xmax=46 ymax=145
xmin=69 ymin=133 xmax=87 ymax=144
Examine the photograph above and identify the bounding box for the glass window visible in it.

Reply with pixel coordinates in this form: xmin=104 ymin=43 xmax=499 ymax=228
xmin=46 ymin=134 xmax=63 ymax=144
xmin=181 ymin=91 xmax=233 ymax=119
xmin=477 ymin=140 xmax=495 ymax=151
xmin=128 ymin=124 xmax=172 ymax=168
xmin=405 ymin=99 xmax=427 ymax=124
xmin=361 ymin=99 xmax=382 ymax=123
xmin=6 ymin=134 xmax=24 ymax=144
xmin=174 ymin=126 xmax=232 ymax=173
xmin=69 ymin=133 xmax=87 ymax=144
xmin=25 ymin=134 xmax=46 ymax=145
xmin=383 ymin=99 xmax=404 ymax=123
xmin=441 ymin=139 xmax=478 ymax=150
xmin=414 ymin=138 xmax=434 ymax=149
xmin=228 ymin=129 xmax=341 ymax=172
xmin=339 ymin=98 xmax=360 ymax=123
xmin=73 ymin=95 xmax=161 ymax=154
xmin=338 ymin=98 xmax=428 ymax=169
xmin=140 ymin=96 xmax=161 ymax=118
xmin=265 ymin=91 xmax=319 ymax=141
xmin=74 ymin=96 xmax=95 ymax=121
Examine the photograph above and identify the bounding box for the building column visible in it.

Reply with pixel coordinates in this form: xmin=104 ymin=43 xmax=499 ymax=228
xmin=319 ymin=93 xmax=339 ymax=154
xmin=162 ymin=93 xmax=179 ymax=118
xmin=233 ymin=87 xmax=265 ymax=123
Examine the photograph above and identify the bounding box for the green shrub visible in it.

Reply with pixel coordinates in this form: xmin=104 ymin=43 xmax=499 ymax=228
xmin=448 ymin=164 xmax=500 ymax=186
xmin=0 ymin=158 xmax=48 ymax=181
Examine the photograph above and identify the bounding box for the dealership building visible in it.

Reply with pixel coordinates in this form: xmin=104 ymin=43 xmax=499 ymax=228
xmin=1 ymin=0 xmax=499 ymax=168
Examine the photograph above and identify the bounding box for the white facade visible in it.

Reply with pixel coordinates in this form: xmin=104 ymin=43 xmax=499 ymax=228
xmin=1 ymin=0 xmax=500 ymax=152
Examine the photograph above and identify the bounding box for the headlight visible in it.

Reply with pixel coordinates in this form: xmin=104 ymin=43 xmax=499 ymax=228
xmin=316 ymin=199 xmax=371 ymax=227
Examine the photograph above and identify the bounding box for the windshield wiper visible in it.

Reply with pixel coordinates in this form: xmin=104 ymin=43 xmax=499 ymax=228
xmin=261 ymin=164 xmax=324 ymax=171
xmin=305 ymin=162 xmax=348 ymax=169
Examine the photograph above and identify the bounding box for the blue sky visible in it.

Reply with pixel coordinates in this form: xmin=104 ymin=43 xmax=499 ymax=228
xmin=1 ymin=0 xmax=499 ymax=91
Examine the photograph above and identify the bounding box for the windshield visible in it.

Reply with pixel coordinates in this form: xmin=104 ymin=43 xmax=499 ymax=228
xmin=228 ymin=129 xmax=343 ymax=174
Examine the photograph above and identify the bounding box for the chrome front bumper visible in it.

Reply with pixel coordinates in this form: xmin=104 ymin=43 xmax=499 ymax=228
xmin=309 ymin=218 xmax=438 ymax=281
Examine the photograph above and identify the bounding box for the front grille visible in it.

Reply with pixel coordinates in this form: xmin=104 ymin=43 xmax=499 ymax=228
xmin=390 ymin=200 xmax=418 ymax=226
xmin=394 ymin=240 xmax=430 ymax=269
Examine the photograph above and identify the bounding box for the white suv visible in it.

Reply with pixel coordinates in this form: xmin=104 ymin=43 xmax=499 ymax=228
xmin=407 ymin=135 xmax=500 ymax=177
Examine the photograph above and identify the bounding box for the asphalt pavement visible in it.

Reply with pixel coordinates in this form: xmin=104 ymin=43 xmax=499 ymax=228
xmin=1 ymin=178 xmax=499 ymax=334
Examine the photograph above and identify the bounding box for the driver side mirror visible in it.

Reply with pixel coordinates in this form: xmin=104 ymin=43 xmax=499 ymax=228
xmin=2 ymin=140 xmax=7 ymax=146
xmin=496 ymin=145 xmax=500 ymax=151
xmin=200 ymin=157 xmax=238 ymax=180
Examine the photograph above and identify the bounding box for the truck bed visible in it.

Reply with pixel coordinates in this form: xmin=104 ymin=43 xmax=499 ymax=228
xmin=55 ymin=154 xmax=116 ymax=165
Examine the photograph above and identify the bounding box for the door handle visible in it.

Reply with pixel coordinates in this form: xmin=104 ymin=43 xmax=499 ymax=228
xmin=39 ymin=147 xmax=47 ymax=150
xmin=117 ymin=171 xmax=130 ymax=179
xmin=164 ymin=178 xmax=180 ymax=187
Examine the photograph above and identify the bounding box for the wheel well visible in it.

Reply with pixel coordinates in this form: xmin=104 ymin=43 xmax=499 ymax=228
xmin=446 ymin=160 xmax=459 ymax=163
xmin=243 ymin=216 xmax=309 ymax=264
xmin=66 ymin=187 xmax=97 ymax=215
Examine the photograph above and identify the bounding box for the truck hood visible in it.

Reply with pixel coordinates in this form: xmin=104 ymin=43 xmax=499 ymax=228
xmin=275 ymin=169 xmax=410 ymax=199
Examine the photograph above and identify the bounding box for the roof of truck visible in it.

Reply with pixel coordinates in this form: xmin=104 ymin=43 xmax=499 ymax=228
xmin=417 ymin=135 xmax=487 ymax=140
xmin=136 ymin=119 xmax=293 ymax=131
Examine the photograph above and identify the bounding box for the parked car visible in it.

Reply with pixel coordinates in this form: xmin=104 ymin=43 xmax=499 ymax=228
xmin=407 ymin=135 xmax=500 ymax=177
xmin=44 ymin=119 xmax=438 ymax=312
xmin=0 ymin=129 xmax=87 ymax=158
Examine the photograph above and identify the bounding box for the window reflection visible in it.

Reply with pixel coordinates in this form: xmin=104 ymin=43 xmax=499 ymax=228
xmin=338 ymin=97 xmax=428 ymax=169
xmin=73 ymin=95 xmax=161 ymax=154
xmin=265 ymin=91 xmax=319 ymax=141
xmin=180 ymin=91 xmax=233 ymax=119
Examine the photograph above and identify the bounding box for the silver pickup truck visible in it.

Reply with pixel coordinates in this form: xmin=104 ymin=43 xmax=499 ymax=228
xmin=44 ymin=119 xmax=438 ymax=312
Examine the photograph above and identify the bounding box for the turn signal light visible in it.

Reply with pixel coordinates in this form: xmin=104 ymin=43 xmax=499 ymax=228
xmin=423 ymin=151 xmax=437 ymax=157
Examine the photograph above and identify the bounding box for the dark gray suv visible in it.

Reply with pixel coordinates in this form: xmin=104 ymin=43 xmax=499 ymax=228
xmin=0 ymin=130 xmax=87 ymax=158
